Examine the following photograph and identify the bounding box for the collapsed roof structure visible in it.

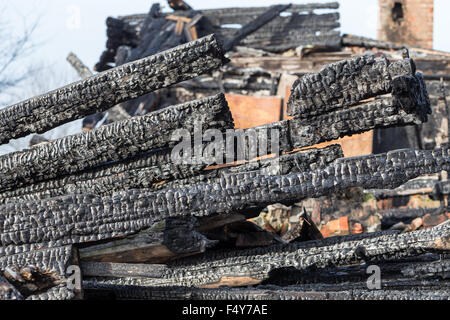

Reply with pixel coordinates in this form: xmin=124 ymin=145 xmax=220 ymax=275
xmin=0 ymin=1 xmax=449 ymax=300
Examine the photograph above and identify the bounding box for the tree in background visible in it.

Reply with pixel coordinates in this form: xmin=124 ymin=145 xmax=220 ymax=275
xmin=0 ymin=7 xmax=41 ymax=107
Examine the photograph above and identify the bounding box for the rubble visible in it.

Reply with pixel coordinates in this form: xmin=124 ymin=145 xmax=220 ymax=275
xmin=0 ymin=1 xmax=449 ymax=301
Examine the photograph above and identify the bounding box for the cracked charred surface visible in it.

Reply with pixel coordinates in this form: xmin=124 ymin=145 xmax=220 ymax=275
xmin=287 ymin=55 xmax=429 ymax=118
xmin=0 ymin=275 xmax=23 ymax=300
xmin=0 ymin=145 xmax=343 ymax=204
xmin=82 ymin=222 xmax=449 ymax=288
xmin=264 ymin=254 xmax=450 ymax=286
xmin=83 ymin=283 xmax=450 ymax=300
xmin=245 ymin=74 xmax=430 ymax=151
xmin=0 ymin=94 xmax=233 ymax=193
xmin=0 ymin=35 xmax=228 ymax=145
xmin=0 ymin=245 xmax=76 ymax=300
xmin=0 ymin=147 xmax=450 ymax=247
xmin=0 ymin=148 xmax=204 ymax=203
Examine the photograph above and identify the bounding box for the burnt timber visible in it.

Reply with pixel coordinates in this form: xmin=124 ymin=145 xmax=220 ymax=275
xmin=0 ymin=94 xmax=233 ymax=192
xmin=0 ymin=145 xmax=343 ymax=203
xmin=0 ymin=34 xmax=227 ymax=145
xmin=1 ymin=146 xmax=450 ymax=248
xmin=1 ymin=1 xmax=450 ymax=300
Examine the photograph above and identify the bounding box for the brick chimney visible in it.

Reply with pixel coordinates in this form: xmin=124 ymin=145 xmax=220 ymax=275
xmin=378 ymin=0 xmax=434 ymax=49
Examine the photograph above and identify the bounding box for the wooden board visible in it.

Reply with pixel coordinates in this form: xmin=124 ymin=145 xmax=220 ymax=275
xmin=225 ymin=94 xmax=282 ymax=129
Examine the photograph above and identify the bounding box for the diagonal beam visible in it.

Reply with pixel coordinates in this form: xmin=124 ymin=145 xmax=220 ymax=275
xmin=0 ymin=93 xmax=233 ymax=192
xmin=0 ymin=34 xmax=228 ymax=145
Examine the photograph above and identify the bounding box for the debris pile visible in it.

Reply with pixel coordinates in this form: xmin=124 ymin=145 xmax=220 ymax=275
xmin=0 ymin=2 xmax=449 ymax=300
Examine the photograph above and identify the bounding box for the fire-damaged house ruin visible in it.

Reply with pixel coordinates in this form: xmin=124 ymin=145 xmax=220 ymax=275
xmin=0 ymin=1 xmax=449 ymax=300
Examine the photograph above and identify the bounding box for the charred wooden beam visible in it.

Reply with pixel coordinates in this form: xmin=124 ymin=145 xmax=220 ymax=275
xmin=223 ymin=4 xmax=292 ymax=52
xmin=1 ymin=147 xmax=450 ymax=247
xmin=0 ymin=245 xmax=77 ymax=300
xmin=341 ymin=34 xmax=406 ymax=51
xmin=379 ymin=207 xmax=449 ymax=230
xmin=287 ymin=55 xmax=427 ymax=118
xmin=0 ymin=94 xmax=233 ymax=192
xmin=264 ymin=254 xmax=449 ymax=286
xmin=199 ymin=3 xmax=340 ymax=27
xmin=239 ymin=73 xmax=431 ymax=151
xmin=0 ymin=34 xmax=228 ymax=145
xmin=288 ymin=93 xmax=429 ymax=149
xmin=368 ymin=178 xmax=438 ymax=199
xmin=0 ymin=148 xmax=205 ymax=203
xmin=149 ymin=145 xmax=343 ymax=191
xmin=78 ymin=217 xmax=217 ymax=264
xmin=80 ymin=222 xmax=449 ymax=288
xmin=82 ymin=282 xmax=450 ymax=300
xmin=0 ymin=145 xmax=342 ymax=203
xmin=0 ymin=275 xmax=23 ymax=300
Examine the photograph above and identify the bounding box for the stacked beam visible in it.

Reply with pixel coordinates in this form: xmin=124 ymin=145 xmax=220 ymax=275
xmin=0 ymin=49 xmax=448 ymax=301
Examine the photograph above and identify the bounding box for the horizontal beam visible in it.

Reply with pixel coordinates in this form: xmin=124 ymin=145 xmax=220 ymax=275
xmin=81 ymin=222 xmax=449 ymax=288
xmin=0 ymin=34 xmax=227 ymax=145
xmin=0 ymin=145 xmax=342 ymax=203
xmin=1 ymin=146 xmax=450 ymax=247
xmin=287 ymin=55 xmax=421 ymax=118
xmin=0 ymin=94 xmax=233 ymax=192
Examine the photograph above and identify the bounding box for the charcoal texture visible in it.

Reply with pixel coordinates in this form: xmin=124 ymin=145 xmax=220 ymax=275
xmin=0 ymin=34 xmax=228 ymax=145
xmin=83 ymin=283 xmax=450 ymax=300
xmin=0 ymin=245 xmax=75 ymax=300
xmin=0 ymin=147 xmax=450 ymax=247
xmin=0 ymin=145 xmax=342 ymax=203
xmin=289 ymin=93 xmax=429 ymax=149
xmin=287 ymin=55 xmax=419 ymax=117
xmin=0 ymin=94 xmax=233 ymax=192
xmin=0 ymin=276 xmax=23 ymax=300
xmin=82 ymin=222 xmax=449 ymax=287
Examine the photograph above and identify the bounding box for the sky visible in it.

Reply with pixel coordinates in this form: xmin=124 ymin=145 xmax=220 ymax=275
xmin=0 ymin=0 xmax=449 ymax=154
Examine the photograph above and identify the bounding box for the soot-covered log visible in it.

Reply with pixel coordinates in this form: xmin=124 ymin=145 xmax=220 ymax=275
xmin=287 ymin=55 xmax=426 ymax=118
xmin=0 ymin=148 xmax=205 ymax=203
xmin=1 ymin=146 xmax=450 ymax=248
xmin=289 ymin=92 xmax=429 ymax=149
xmin=147 ymin=145 xmax=344 ymax=191
xmin=78 ymin=217 xmax=218 ymax=264
xmin=264 ymin=254 xmax=449 ymax=286
xmin=0 ymin=145 xmax=342 ymax=203
xmin=0 ymin=94 xmax=233 ymax=192
xmin=0 ymin=136 xmax=341 ymax=203
xmin=81 ymin=222 xmax=449 ymax=288
xmin=0 ymin=245 xmax=77 ymax=300
xmin=0 ymin=35 xmax=228 ymax=145
xmin=82 ymin=282 xmax=450 ymax=300
xmin=368 ymin=178 xmax=438 ymax=199
xmin=223 ymin=4 xmax=292 ymax=51
xmin=240 ymin=74 xmax=430 ymax=152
